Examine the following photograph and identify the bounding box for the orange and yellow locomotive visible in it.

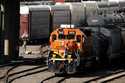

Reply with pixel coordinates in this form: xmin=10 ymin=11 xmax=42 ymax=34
xmin=48 ymin=25 xmax=91 ymax=74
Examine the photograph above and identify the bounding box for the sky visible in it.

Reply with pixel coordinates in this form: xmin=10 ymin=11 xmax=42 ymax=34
xmin=109 ymin=0 xmax=125 ymax=2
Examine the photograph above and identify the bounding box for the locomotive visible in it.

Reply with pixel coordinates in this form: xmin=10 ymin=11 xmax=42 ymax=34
xmin=48 ymin=24 xmax=109 ymax=74
xmin=48 ymin=25 xmax=87 ymax=74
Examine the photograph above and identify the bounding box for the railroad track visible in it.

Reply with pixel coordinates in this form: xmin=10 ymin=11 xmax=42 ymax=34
xmin=1 ymin=65 xmax=125 ymax=83
xmin=0 ymin=43 xmax=49 ymax=83
xmin=84 ymin=69 xmax=125 ymax=83
xmin=1 ymin=64 xmax=125 ymax=83
xmin=40 ymin=73 xmax=69 ymax=83
xmin=0 ymin=61 xmax=28 ymax=80
xmin=5 ymin=64 xmax=68 ymax=83
xmin=4 ymin=65 xmax=48 ymax=83
xmin=2 ymin=62 xmax=69 ymax=83
xmin=1 ymin=43 xmax=125 ymax=83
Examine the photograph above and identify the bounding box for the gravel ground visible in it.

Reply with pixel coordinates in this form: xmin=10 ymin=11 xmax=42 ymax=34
xmin=107 ymin=77 xmax=125 ymax=83
xmin=0 ymin=66 xmax=12 ymax=83
xmin=12 ymin=70 xmax=54 ymax=83
xmin=19 ymin=45 xmax=48 ymax=59
xmin=0 ymin=65 xmax=125 ymax=83
xmin=0 ymin=45 xmax=124 ymax=83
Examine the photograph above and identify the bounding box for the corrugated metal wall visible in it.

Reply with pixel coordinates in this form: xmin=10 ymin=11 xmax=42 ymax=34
xmin=29 ymin=6 xmax=50 ymax=40
xmin=51 ymin=5 xmax=71 ymax=29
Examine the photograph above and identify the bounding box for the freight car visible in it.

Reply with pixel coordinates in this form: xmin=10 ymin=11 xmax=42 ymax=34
xmin=87 ymin=9 xmax=125 ymax=59
xmin=20 ymin=5 xmax=70 ymax=44
xmin=56 ymin=1 xmax=125 ymax=26
xmin=20 ymin=1 xmax=125 ymax=45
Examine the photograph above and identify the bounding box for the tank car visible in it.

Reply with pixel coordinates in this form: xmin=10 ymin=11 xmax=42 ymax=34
xmin=55 ymin=1 xmax=125 ymax=27
xmin=86 ymin=11 xmax=125 ymax=60
xmin=87 ymin=10 xmax=125 ymax=27
xmin=64 ymin=3 xmax=86 ymax=26
xmin=56 ymin=2 xmax=98 ymax=27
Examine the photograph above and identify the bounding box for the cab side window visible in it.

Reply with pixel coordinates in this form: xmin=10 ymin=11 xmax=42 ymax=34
xmin=67 ymin=34 xmax=75 ymax=39
xmin=52 ymin=34 xmax=56 ymax=41
xmin=76 ymin=35 xmax=81 ymax=42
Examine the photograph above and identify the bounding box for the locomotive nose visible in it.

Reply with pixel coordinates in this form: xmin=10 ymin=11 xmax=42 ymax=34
xmin=66 ymin=40 xmax=78 ymax=51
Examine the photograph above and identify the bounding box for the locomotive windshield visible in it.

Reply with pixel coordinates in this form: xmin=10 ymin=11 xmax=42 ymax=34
xmin=58 ymin=34 xmax=75 ymax=40
xmin=67 ymin=34 xmax=75 ymax=39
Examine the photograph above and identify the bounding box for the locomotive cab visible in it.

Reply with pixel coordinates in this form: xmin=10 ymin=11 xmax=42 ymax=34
xmin=48 ymin=25 xmax=85 ymax=74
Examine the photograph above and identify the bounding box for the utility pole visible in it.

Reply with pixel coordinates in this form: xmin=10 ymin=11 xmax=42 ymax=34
xmin=0 ymin=0 xmax=4 ymax=64
xmin=3 ymin=0 xmax=19 ymax=61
